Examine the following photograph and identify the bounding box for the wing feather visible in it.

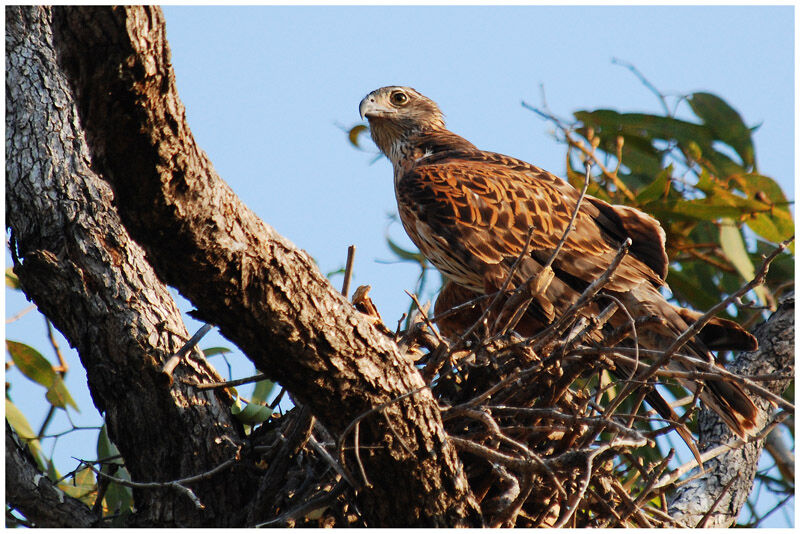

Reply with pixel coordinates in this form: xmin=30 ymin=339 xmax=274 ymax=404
xmin=396 ymin=151 xmax=665 ymax=301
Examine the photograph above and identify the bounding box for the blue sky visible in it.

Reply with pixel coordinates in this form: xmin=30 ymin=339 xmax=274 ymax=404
xmin=5 ymin=5 xmax=794 ymax=526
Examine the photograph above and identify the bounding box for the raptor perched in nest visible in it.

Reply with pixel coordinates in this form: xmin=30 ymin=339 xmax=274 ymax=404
xmin=359 ymin=85 xmax=758 ymax=441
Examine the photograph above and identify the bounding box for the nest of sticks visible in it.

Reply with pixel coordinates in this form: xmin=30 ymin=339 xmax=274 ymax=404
xmin=246 ymin=237 xmax=790 ymax=528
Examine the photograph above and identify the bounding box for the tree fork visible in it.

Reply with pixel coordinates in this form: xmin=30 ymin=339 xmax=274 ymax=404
xmin=50 ymin=5 xmax=481 ymax=526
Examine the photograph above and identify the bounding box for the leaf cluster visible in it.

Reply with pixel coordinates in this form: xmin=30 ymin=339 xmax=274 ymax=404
xmin=562 ymin=92 xmax=793 ymax=319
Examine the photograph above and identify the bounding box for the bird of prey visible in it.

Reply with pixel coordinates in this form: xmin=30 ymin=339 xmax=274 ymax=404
xmin=359 ymin=85 xmax=758 ymax=439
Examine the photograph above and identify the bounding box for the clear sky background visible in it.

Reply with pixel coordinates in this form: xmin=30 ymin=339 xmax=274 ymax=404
xmin=5 ymin=5 xmax=795 ymax=526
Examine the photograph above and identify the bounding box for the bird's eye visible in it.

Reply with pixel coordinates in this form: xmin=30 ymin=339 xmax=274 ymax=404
xmin=390 ymin=91 xmax=408 ymax=106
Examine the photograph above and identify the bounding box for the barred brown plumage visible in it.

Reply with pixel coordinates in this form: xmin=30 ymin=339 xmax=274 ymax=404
xmin=360 ymin=85 xmax=758 ymax=439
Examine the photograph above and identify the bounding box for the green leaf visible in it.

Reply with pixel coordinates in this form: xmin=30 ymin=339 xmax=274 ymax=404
xmin=720 ymin=220 xmax=755 ymax=281
xmin=97 ymin=424 xmax=122 ymax=464
xmin=688 ymin=92 xmax=755 ymax=169
xmin=6 ymin=399 xmax=38 ymax=440
xmin=6 ymin=399 xmax=45 ymax=470
xmin=730 ymin=173 xmax=789 ymax=206
xmin=251 ymin=378 xmax=275 ymax=405
xmin=6 ymin=268 xmax=20 ymax=289
xmin=231 ymin=395 xmax=273 ymax=425
xmin=47 ymin=458 xmax=61 ymax=482
xmin=202 ymin=346 xmax=231 ymax=357
xmin=666 ymin=268 xmax=720 ymax=311
xmin=348 ymin=124 xmax=369 ymax=149
xmin=386 ymin=237 xmax=426 ymax=265
xmin=746 ymin=211 xmax=795 ymax=248
xmin=46 ymin=374 xmax=79 ymax=411
xmin=618 ymin=135 xmax=664 ymax=177
xmin=719 ymin=219 xmax=770 ymax=306
xmin=636 ymin=165 xmax=672 ymax=204
xmin=7 ymin=340 xmax=56 ymax=388
xmin=104 ymin=467 xmax=134 ymax=516
xmin=575 ymin=110 xmax=715 ymax=147
xmin=326 ymin=266 xmax=346 ymax=278
xmin=652 ymin=199 xmax=747 ymax=221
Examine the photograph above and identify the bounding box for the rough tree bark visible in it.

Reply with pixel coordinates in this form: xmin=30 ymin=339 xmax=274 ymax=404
xmin=7 ymin=5 xmax=481 ymax=527
xmin=5 ymin=4 xmax=792 ymax=528
xmin=6 ymin=422 xmax=97 ymax=527
xmin=6 ymin=6 xmax=258 ymax=526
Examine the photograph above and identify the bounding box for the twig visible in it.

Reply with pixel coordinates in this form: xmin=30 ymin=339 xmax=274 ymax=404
xmin=694 ymin=474 xmax=738 ymax=527
xmin=336 ymin=384 xmax=428 ymax=477
xmin=545 ymin=162 xmax=591 ymax=273
xmin=162 ymin=323 xmax=213 ymax=378
xmin=256 ymin=482 xmax=347 ymax=528
xmin=552 ymin=447 xmax=602 ymax=528
xmin=307 ymin=435 xmax=359 ymax=489
xmin=188 ymin=373 xmax=269 ymax=390
xmin=429 ymin=292 xmax=490 ymax=324
xmin=495 ymin=161 xmax=592 ymax=335
xmin=456 ymin=227 xmax=537 ymax=345
xmin=491 ymin=471 xmax=534 ymax=527
xmin=6 ymin=303 xmax=36 ymax=324
xmin=452 ymin=407 xmax=566 ymax=496
xmin=255 ymin=481 xmax=346 ymax=527
xmin=522 ymin=101 xmax=636 ymax=202
xmin=653 ymin=411 xmax=789 ymax=491
xmin=661 ymin=236 xmax=793 ymax=365
xmin=581 ymin=347 xmax=794 ymax=412
xmin=611 ymin=58 xmax=671 ymax=116
xmin=406 ymin=292 xmax=445 ymax=346
xmin=341 ymin=245 xmax=356 ymax=298
xmin=610 ymin=478 xmax=654 ymax=527
xmin=45 ymin=317 xmax=68 ymax=373
xmin=81 ymin=453 xmax=239 ymax=510
xmin=353 ymin=421 xmax=369 ymax=487
xmin=529 ymin=237 xmax=632 ymax=352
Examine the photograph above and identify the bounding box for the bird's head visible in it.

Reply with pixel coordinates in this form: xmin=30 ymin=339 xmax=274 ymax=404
xmin=359 ymin=86 xmax=445 ymax=164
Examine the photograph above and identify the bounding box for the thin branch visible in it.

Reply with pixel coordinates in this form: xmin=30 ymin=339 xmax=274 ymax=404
xmin=161 ymin=322 xmax=213 ymax=378
xmin=307 ymin=434 xmax=359 ymax=489
xmin=494 ymin=161 xmax=592 ymax=335
xmin=187 ymin=373 xmax=269 ymax=391
xmin=653 ymin=411 xmax=790 ymax=491
xmin=44 ymin=318 xmax=68 ymax=373
xmin=80 ymin=453 xmax=240 ymax=510
xmin=662 ymin=236 xmax=793 ymax=364
xmin=529 ymin=237 xmax=632 ymax=352
xmin=255 ymin=481 xmax=346 ymax=527
xmin=341 ymin=245 xmax=356 ymax=298
xmin=5 ymin=303 xmax=37 ymax=324
xmin=695 ymin=474 xmax=738 ymax=528
xmin=611 ymin=58 xmax=670 ymax=116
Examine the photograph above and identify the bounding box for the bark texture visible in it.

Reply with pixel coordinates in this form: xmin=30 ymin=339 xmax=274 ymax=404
xmin=668 ymin=293 xmax=795 ymax=527
xmin=6 ymin=6 xmax=256 ymax=526
xmin=7 ymin=5 xmax=481 ymax=526
xmin=6 ymin=423 xmax=97 ymax=528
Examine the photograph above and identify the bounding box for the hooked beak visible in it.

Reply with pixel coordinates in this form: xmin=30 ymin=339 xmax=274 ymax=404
xmin=359 ymin=94 xmax=394 ymax=120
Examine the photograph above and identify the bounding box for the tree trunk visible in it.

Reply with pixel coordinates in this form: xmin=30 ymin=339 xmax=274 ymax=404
xmin=7 ymin=5 xmax=481 ymax=527
xmin=6 ymin=6 xmax=258 ymax=526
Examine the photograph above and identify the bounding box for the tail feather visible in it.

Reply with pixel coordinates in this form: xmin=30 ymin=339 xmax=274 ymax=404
xmin=625 ymin=284 xmax=759 ymax=438
xmin=671 ymin=305 xmax=758 ymax=352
